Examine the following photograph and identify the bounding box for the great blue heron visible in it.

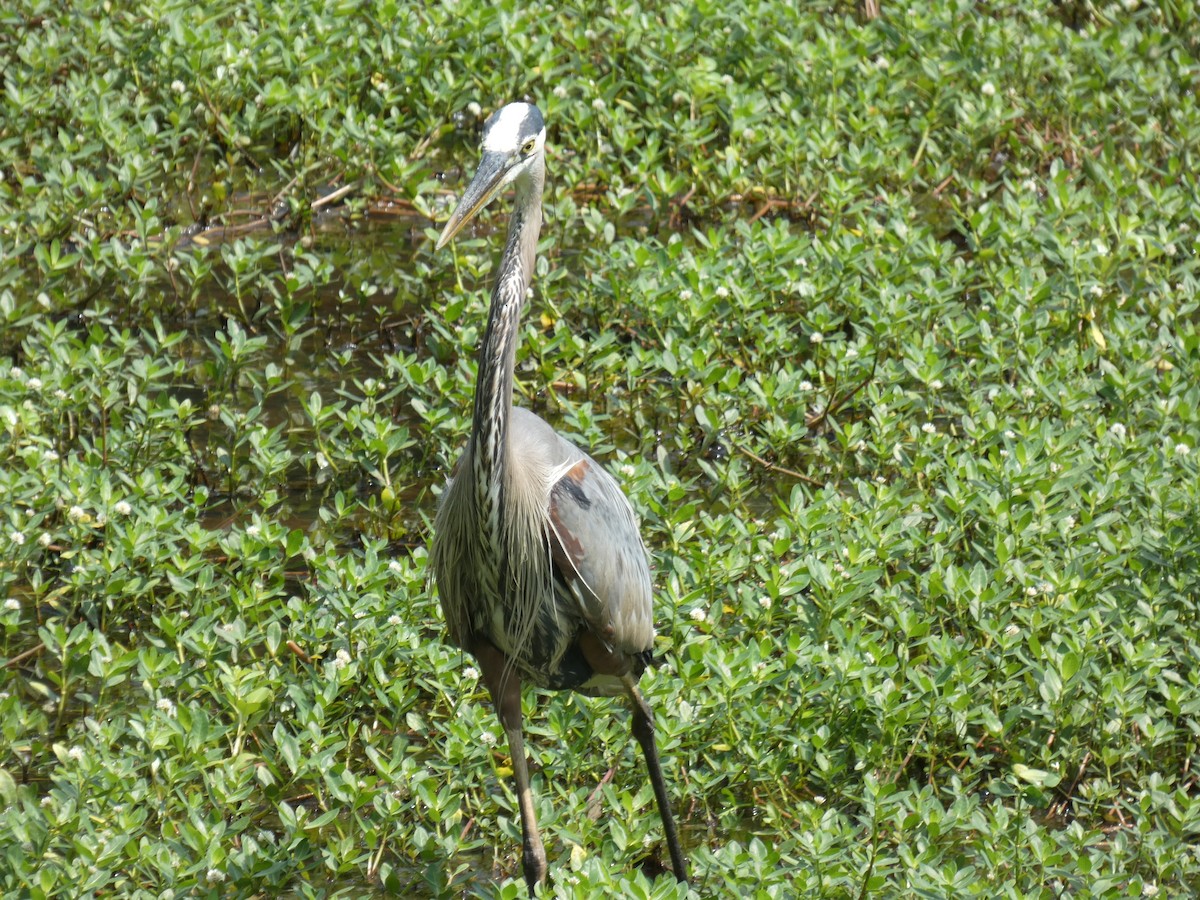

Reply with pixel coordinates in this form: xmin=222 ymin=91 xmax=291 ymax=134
xmin=429 ymin=101 xmax=689 ymax=892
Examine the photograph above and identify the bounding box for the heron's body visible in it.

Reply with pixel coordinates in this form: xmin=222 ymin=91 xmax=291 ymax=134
xmin=435 ymin=407 xmax=655 ymax=692
xmin=428 ymin=101 xmax=687 ymax=892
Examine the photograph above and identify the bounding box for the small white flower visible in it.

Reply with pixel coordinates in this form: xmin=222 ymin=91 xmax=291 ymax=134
xmin=1004 ymin=430 xmax=1016 ymax=439
xmin=156 ymin=697 xmax=176 ymax=717
xmin=315 ymin=452 xmax=330 ymax=470
xmin=929 ymin=379 xmax=944 ymax=390
xmin=206 ymin=869 xmax=226 ymax=884
xmin=1005 ymin=624 xmax=1021 ymax=637
xmin=553 ymin=85 xmax=568 ymax=99
xmin=68 ymin=746 xmax=84 ymax=762
xmin=689 ymin=608 xmax=707 ymax=623
xmin=54 ymin=389 xmax=67 ymax=401
xmin=799 ymin=380 xmax=813 ymax=391
xmin=9 ymin=367 xmax=24 ymax=380
xmin=1026 ymin=586 xmax=1038 ymax=597
xmin=715 ymin=285 xmax=730 ymax=299
xmin=1090 ymin=285 xmax=1103 ymax=298
xmin=721 ymin=74 xmax=734 ymax=86
xmin=1062 ymin=515 xmax=1076 ymax=530
xmin=1050 ymin=462 xmax=1062 ymax=474
xmin=809 ymin=331 xmax=823 ymax=344
xmin=44 ymin=449 xmax=59 ymax=462
xmin=680 ymin=289 xmax=694 ymax=302
xmin=40 ymin=795 xmax=53 ymax=808
xmin=9 ymin=531 xmax=25 ymax=546
xmin=922 ymin=422 xmax=936 ymax=434
xmin=246 ymin=524 xmax=261 ymax=538
xmin=387 ymin=614 xmax=402 ymax=626
xmin=1109 ymin=423 xmax=1127 ymax=439
xmin=1175 ymin=443 xmax=1191 ymax=457
xmin=38 ymin=532 xmax=52 ymax=547
xmin=591 ymin=98 xmax=606 ymax=112
xmin=466 ymin=101 xmax=482 ymax=118
xmin=758 ymin=597 xmax=771 ymax=610
xmin=388 ymin=559 xmax=404 ymax=575
xmin=67 ymin=505 xmax=86 ymax=522
xmin=1040 ymin=582 xmax=1052 ymax=594
xmin=26 ymin=377 xmax=43 ymax=390
xmin=480 ymin=730 xmax=498 ymax=748
xmin=741 ymin=127 xmax=755 ymax=141
xmin=171 ymin=79 xmax=186 ymax=94
xmin=1022 ymin=387 xmax=1035 ymax=399
xmin=875 ymin=56 xmax=890 ymax=69
xmin=981 ymin=81 xmax=996 ymax=97
xmin=114 ymin=500 xmax=132 ymax=516
xmin=36 ymin=292 xmax=51 ymax=308
xmin=1143 ymin=882 xmax=1159 ymax=897
xmin=1165 ymin=243 xmax=1177 ymax=256
xmin=4 ymin=598 xmax=19 ymax=611
xmin=999 ymin=449 xmax=1009 ymax=457
xmin=463 ymin=666 xmax=480 ymax=680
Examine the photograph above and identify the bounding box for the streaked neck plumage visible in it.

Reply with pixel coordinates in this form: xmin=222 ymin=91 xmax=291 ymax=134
xmin=470 ymin=161 xmax=545 ymax=524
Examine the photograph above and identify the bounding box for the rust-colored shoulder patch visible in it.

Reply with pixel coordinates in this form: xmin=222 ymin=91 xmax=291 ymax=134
xmin=548 ymin=501 xmax=585 ymax=564
xmin=564 ymin=458 xmax=590 ymax=484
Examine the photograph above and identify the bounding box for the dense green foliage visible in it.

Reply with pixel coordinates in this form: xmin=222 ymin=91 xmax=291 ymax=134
xmin=2 ymin=0 xmax=1199 ymax=896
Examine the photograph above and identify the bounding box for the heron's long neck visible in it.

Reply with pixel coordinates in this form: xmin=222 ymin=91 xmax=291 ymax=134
xmin=470 ymin=176 xmax=542 ymax=512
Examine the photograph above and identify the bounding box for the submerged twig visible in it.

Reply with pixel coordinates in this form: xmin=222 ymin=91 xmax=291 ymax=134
xmin=733 ymin=441 xmax=823 ymax=487
xmin=3 ymin=642 xmax=46 ymax=669
xmin=311 ymin=181 xmax=357 ymax=211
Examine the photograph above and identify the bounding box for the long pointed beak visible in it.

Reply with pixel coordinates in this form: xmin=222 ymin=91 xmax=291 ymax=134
xmin=436 ymin=151 xmax=510 ymax=250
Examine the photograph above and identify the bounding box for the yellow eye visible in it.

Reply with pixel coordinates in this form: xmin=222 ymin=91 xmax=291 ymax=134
xmin=521 ymin=139 xmax=536 ymax=155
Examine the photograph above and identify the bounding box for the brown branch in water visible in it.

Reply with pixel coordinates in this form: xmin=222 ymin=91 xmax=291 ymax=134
xmin=733 ymin=441 xmax=823 ymax=487
xmin=747 ymin=197 xmax=792 ymax=225
xmin=286 ymin=640 xmax=311 ymax=664
xmin=3 ymin=642 xmax=46 ymax=669
xmin=891 ymin=721 xmax=929 ymax=782
xmin=807 ymin=351 xmax=879 ymax=430
xmin=1049 ymin=751 xmax=1092 ymax=821
xmin=668 ymin=184 xmax=697 ymax=230
xmin=932 ymin=173 xmax=956 ymax=197
xmin=269 ymin=173 xmax=302 ymax=212
xmin=311 ymin=181 xmax=357 ymax=211
xmin=585 ymin=766 xmax=617 ymax=821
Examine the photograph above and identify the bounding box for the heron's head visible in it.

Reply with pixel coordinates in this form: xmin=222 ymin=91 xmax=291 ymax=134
xmin=436 ymin=102 xmax=547 ymax=250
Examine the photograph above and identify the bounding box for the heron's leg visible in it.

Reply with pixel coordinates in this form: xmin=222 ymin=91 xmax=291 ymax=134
xmin=473 ymin=640 xmax=547 ymax=894
xmin=621 ymin=673 xmax=688 ymax=884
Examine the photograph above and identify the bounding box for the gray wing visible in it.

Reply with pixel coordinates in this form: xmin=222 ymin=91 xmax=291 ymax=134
xmin=509 ymin=408 xmax=656 ymax=655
